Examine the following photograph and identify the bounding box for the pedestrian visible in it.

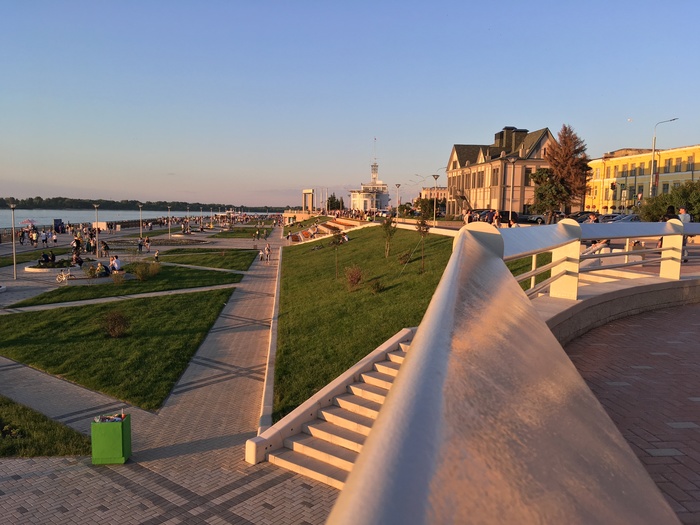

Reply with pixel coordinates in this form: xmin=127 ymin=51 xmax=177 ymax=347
xmin=145 ymin=236 xmax=151 ymax=252
xmin=679 ymin=206 xmax=691 ymax=262
xmin=138 ymin=237 xmax=144 ymax=253
xmin=154 ymin=250 xmax=159 ymax=262
xmin=52 ymin=231 xmax=57 ymax=245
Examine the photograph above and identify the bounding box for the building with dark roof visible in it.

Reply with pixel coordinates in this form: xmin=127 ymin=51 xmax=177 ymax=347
xmin=446 ymin=126 xmax=556 ymax=218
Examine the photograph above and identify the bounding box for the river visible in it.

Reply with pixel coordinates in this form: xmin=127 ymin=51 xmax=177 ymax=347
xmin=0 ymin=209 xmax=217 ymax=231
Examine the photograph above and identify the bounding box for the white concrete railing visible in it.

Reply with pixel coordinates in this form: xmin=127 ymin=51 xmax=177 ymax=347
xmin=327 ymin=221 xmax=680 ymax=525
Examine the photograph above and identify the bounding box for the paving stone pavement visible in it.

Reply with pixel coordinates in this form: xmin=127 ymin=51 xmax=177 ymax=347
xmin=565 ymin=305 xmax=700 ymax=525
xmin=0 ymin=227 xmax=338 ymax=524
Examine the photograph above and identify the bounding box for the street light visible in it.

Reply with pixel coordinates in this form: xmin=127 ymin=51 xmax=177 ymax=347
xmin=93 ymin=204 xmax=100 ymax=259
xmin=432 ymin=174 xmax=440 ymax=226
xmin=138 ymin=203 xmax=143 ymax=238
xmin=10 ymin=204 xmax=17 ymax=280
xmin=507 ymin=156 xmax=518 ymax=223
xmin=649 ymin=118 xmax=679 ymax=197
xmin=167 ymin=206 xmax=171 ymax=239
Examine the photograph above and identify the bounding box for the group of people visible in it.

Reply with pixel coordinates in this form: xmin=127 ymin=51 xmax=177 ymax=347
xmin=94 ymin=255 xmax=122 ymax=277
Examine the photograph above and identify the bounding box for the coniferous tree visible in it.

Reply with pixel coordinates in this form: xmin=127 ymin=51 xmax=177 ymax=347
xmin=543 ymin=124 xmax=591 ymax=211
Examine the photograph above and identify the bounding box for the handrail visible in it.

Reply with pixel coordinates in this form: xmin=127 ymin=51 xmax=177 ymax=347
xmin=327 ymin=222 xmax=681 ymax=524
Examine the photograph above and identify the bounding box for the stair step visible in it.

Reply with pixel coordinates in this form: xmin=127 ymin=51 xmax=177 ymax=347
xmin=318 ymin=406 xmax=375 ymax=436
xmin=347 ymin=382 xmax=389 ymax=404
xmin=399 ymin=342 xmax=411 ymax=353
xmin=303 ymin=420 xmax=366 ymax=452
xmin=284 ymin=434 xmax=358 ymax=472
xmin=387 ymin=349 xmax=407 ymax=364
xmin=361 ymin=370 xmax=396 ymax=390
xmin=334 ymin=393 xmax=382 ymax=418
xmin=268 ymin=448 xmax=347 ymax=490
xmin=374 ymin=360 xmax=400 ymax=376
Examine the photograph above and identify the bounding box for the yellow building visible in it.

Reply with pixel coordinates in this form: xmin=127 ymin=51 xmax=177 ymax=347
xmin=587 ymin=145 xmax=699 ymax=213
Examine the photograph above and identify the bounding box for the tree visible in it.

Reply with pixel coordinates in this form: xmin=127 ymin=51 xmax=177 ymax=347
xmin=415 ymin=213 xmax=431 ymax=273
xmin=640 ymin=180 xmax=700 ymax=222
xmin=536 ymin=124 xmax=591 ymax=221
xmin=381 ymin=215 xmax=397 ymax=258
xmin=529 ymin=168 xmax=570 ymax=223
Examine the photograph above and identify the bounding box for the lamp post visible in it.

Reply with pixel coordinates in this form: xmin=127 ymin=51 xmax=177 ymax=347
xmin=649 ymin=118 xmax=679 ymax=197
xmin=138 ymin=203 xmax=143 ymax=238
xmin=10 ymin=204 xmax=17 ymax=280
xmin=395 ymin=183 xmax=401 ymax=222
xmin=507 ymin=156 xmax=517 ymax=223
xmin=167 ymin=206 xmax=171 ymax=239
xmin=432 ymin=174 xmax=440 ymax=226
xmin=93 ymin=204 xmax=100 ymax=259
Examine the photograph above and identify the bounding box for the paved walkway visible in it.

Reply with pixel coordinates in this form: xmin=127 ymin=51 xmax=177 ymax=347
xmin=565 ymin=305 xmax=700 ymax=525
xmin=0 ymin=227 xmax=338 ymax=525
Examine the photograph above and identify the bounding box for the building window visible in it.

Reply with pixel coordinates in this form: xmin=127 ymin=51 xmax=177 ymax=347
xmin=622 ymin=164 xmax=628 ymax=177
xmin=638 ymin=185 xmax=644 ymax=198
xmin=606 ymin=167 xmax=611 ymax=178
xmin=664 ymin=158 xmax=671 ymax=174
xmin=614 ymin=166 xmax=619 ymax=177
xmin=639 ymin=163 xmax=645 ymax=176
xmin=492 ymin=168 xmax=500 ymax=186
xmin=595 ymin=168 xmax=600 ymax=179
xmin=452 ymin=161 xmax=457 ymax=170
xmin=662 ymin=183 xmax=670 ymax=194
xmin=688 ymin=155 xmax=695 ymax=172
xmin=525 ymin=167 xmax=533 ymax=186
xmin=673 ymin=182 xmax=681 ymax=188
xmin=675 ymin=158 xmax=682 ymax=172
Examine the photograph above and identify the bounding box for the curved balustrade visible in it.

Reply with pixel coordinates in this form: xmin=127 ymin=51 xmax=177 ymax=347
xmin=328 ymin=222 xmax=681 ymax=525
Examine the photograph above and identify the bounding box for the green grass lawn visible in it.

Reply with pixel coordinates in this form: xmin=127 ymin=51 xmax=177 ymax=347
xmin=157 ymin=248 xmax=257 ymax=270
xmin=283 ymin=216 xmax=332 ymax=236
xmin=0 ymin=290 xmax=232 ymax=411
xmin=212 ymin=228 xmax=272 ymax=239
xmin=11 ymin=264 xmax=243 ymax=307
xmin=0 ymin=396 xmax=92 ymax=457
xmin=274 ymin=226 xmax=453 ymax=420
xmin=0 ymin=247 xmax=72 ymax=268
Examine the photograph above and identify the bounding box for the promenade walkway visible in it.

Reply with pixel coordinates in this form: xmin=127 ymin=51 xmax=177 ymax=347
xmin=0 ymin=226 xmax=698 ymax=523
xmin=0 ymin=227 xmax=337 ymax=524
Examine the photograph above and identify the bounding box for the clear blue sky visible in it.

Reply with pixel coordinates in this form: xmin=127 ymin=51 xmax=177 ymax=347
xmin=2 ymin=1 xmax=698 ymax=207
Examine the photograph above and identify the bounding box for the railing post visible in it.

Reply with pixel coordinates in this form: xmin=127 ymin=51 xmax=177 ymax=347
xmin=548 ymin=221 xmax=582 ymax=300
xmin=659 ymin=218 xmax=683 ymax=280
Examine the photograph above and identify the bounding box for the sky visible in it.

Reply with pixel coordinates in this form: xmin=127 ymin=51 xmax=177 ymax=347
xmin=2 ymin=1 xmax=699 ymax=207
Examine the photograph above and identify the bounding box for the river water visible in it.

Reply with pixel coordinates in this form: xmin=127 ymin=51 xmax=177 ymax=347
xmin=0 ymin=209 xmax=217 ymax=231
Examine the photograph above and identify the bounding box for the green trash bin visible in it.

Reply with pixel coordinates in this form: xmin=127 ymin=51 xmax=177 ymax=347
xmin=91 ymin=413 xmax=131 ymax=465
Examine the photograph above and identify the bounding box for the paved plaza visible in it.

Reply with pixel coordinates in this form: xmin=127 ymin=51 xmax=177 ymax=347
xmin=0 ymin=226 xmax=698 ymax=524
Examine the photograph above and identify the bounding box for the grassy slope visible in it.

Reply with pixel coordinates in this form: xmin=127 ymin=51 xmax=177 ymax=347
xmin=274 ymin=226 xmax=453 ymax=420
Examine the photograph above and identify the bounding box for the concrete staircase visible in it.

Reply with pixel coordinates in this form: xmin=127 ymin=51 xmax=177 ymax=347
xmin=266 ymin=343 xmax=409 ymax=489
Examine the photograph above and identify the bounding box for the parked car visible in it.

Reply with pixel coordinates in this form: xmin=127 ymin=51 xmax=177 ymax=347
xmin=598 ymin=213 xmax=621 ymax=223
xmin=527 ymin=211 xmax=566 ymax=224
xmin=478 ymin=210 xmax=519 ymax=224
xmin=610 ymin=213 xmax=640 ymax=222
xmin=567 ymin=211 xmax=598 ymax=221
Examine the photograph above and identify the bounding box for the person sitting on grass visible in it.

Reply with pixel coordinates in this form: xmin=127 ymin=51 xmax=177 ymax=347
xmin=109 ymin=255 xmax=122 ymax=272
xmin=96 ymin=262 xmax=110 ymax=277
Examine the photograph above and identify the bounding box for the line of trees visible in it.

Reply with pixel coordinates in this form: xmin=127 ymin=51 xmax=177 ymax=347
xmin=0 ymin=196 xmax=288 ymax=213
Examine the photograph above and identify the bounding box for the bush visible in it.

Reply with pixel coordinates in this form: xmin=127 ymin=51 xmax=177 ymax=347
xmin=133 ymin=262 xmax=161 ymax=281
xmin=102 ymin=310 xmax=130 ymax=338
xmin=369 ymin=279 xmax=384 ymax=295
xmin=111 ymin=272 xmax=126 ymax=285
xmin=344 ymin=264 xmax=363 ymax=290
